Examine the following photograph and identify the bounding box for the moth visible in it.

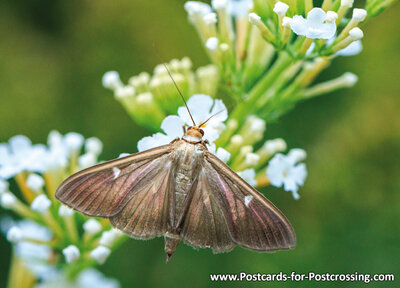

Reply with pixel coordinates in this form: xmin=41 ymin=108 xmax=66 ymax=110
xmin=56 ymin=68 xmax=296 ymax=262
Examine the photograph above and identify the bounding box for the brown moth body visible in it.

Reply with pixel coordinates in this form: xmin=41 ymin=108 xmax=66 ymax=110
xmin=56 ymin=125 xmax=296 ymax=262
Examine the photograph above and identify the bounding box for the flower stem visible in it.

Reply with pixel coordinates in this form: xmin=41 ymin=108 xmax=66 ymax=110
xmin=15 ymin=173 xmax=35 ymax=203
xmin=7 ymin=254 xmax=36 ymax=288
xmin=230 ymin=52 xmax=293 ymax=124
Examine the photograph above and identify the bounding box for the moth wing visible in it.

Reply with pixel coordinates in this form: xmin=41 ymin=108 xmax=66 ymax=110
xmin=55 ymin=144 xmax=172 ymax=218
xmin=109 ymin=157 xmax=175 ymax=239
xmin=180 ymin=151 xmax=296 ymax=253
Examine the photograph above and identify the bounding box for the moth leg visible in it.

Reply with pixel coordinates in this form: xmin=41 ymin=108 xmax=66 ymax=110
xmin=182 ymin=125 xmax=186 ymax=134
xmin=203 ymin=139 xmax=209 ymax=145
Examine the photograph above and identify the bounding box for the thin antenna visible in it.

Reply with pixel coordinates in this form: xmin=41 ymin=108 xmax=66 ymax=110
xmin=162 ymin=63 xmax=196 ymax=126
xmin=198 ymin=108 xmax=226 ymax=128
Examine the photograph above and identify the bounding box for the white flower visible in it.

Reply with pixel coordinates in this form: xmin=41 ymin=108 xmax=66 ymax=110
xmin=237 ymin=169 xmax=257 ymax=186
xmin=290 ymin=8 xmax=337 ymax=39
xmin=341 ymin=72 xmax=358 ymax=86
xmin=7 ymin=226 xmax=24 ymax=242
xmin=138 ymin=95 xmax=228 ymax=151
xmin=31 ymin=194 xmax=51 ymax=213
xmin=77 ymin=269 xmax=120 ymax=288
xmin=211 ymin=0 xmax=227 ymax=10
xmin=177 ymin=94 xmax=227 ymax=142
xmin=336 ymin=40 xmax=362 ymax=56
xmin=78 ymin=153 xmax=97 ymax=169
xmin=58 ymin=205 xmax=74 ymax=217
xmin=0 ymin=136 xmax=48 ymax=179
xmin=248 ymin=12 xmax=261 ymax=25
xmin=288 ymin=148 xmax=307 ymax=163
xmin=85 ymin=137 xmax=103 ymax=156
xmin=245 ymin=153 xmax=260 ymax=166
xmin=203 ymin=12 xmax=217 ymax=24
xmin=26 ymin=173 xmax=45 ymax=192
xmin=184 ymin=1 xmax=212 ymax=18
xmin=227 ymin=0 xmax=253 ymax=17
xmin=341 ymin=0 xmax=354 ymax=8
xmin=207 ymin=143 xmax=231 ymax=163
xmin=273 ymin=2 xmax=289 ymax=17
xmin=118 ymin=153 xmax=130 ymax=158
xmin=349 ymin=27 xmax=364 ymax=41
xmin=83 ymin=219 xmax=102 ymax=235
xmin=266 ymin=153 xmax=307 ymax=199
xmin=62 ymin=245 xmax=80 ymax=263
xmin=1 ymin=192 xmax=17 ymax=208
xmin=90 ymin=246 xmax=111 ymax=264
xmin=0 ymin=178 xmax=9 ymax=193
xmin=206 ymin=37 xmax=219 ymax=50
xmin=263 ymin=138 xmax=287 ymax=154
xmin=137 ymin=116 xmax=183 ymax=152
xmin=102 ymin=71 xmax=123 ymax=90
xmin=64 ymin=132 xmax=84 ymax=152
xmin=99 ymin=230 xmax=117 ymax=247
xmin=11 ymin=220 xmax=53 ymax=278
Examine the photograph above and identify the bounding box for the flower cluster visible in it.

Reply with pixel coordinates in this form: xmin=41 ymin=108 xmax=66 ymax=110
xmin=102 ymin=57 xmax=219 ymax=131
xmin=0 ymin=132 xmax=121 ymax=287
xmin=183 ymin=0 xmax=378 ymax=124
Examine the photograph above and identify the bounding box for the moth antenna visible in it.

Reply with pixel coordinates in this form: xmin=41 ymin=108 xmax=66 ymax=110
xmin=162 ymin=63 xmax=196 ymax=126
xmin=198 ymin=108 xmax=226 ymax=128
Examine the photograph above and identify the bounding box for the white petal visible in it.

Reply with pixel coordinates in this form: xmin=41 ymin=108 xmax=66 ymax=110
xmin=337 ymin=40 xmax=363 ymax=56
xmin=237 ymin=169 xmax=257 ymax=186
xmin=62 ymin=245 xmax=80 ymax=263
xmin=47 ymin=130 xmax=63 ymax=147
xmin=202 ymin=126 xmax=220 ymax=142
xmin=137 ymin=133 xmax=171 ymax=152
xmin=0 ymin=178 xmax=9 ymax=193
xmin=31 ymin=194 xmax=51 ymax=213
xmin=228 ymin=0 xmax=253 ymax=16
xmin=307 ymin=8 xmax=327 ymax=25
xmin=292 ymin=163 xmax=308 ymax=185
xmin=64 ymin=132 xmax=84 ymax=151
xmin=78 ymin=153 xmax=97 ymax=169
xmin=85 ymin=137 xmax=103 ymax=155
xmin=215 ymin=147 xmax=231 ymax=163
xmin=7 ymin=226 xmax=24 ymax=242
xmin=99 ymin=230 xmax=117 ymax=247
xmin=290 ymin=15 xmax=308 ymax=36
xmin=186 ymin=94 xmax=214 ymax=124
xmin=90 ymin=246 xmax=111 ymax=264
xmin=161 ymin=116 xmax=184 ymax=138
xmin=209 ymin=99 xmax=228 ymax=124
xmin=83 ymin=219 xmax=102 ymax=235
xmin=77 ymin=269 xmax=120 ymax=288
xmin=266 ymin=154 xmax=287 ymax=187
xmin=26 ymin=174 xmax=45 ymax=192
xmin=9 ymin=135 xmax=32 ymax=154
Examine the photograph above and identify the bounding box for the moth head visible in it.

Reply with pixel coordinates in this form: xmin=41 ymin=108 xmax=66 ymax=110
xmin=186 ymin=126 xmax=204 ymax=139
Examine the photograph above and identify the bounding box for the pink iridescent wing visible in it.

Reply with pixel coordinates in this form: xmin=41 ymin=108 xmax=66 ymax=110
xmin=55 ymin=144 xmax=173 ymax=222
xmin=180 ymin=151 xmax=296 ymax=252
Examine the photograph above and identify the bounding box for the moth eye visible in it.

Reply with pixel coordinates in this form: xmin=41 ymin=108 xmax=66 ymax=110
xmin=187 ymin=126 xmax=193 ymax=130
xmin=199 ymin=129 xmax=204 ymax=136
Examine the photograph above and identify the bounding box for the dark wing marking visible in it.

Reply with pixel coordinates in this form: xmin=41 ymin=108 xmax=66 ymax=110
xmin=180 ymin=151 xmax=296 ymax=253
xmin=55 ymin=144 xmax=172 ymax=217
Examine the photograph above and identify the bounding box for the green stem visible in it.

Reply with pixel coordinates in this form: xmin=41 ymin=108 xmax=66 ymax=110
xmin=230 ymin=51 xmax=293 ymax=124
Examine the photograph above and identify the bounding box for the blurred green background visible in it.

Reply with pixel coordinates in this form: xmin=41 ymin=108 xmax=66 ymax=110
xmin=0 ymin=0 xmax=399 ymax=287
